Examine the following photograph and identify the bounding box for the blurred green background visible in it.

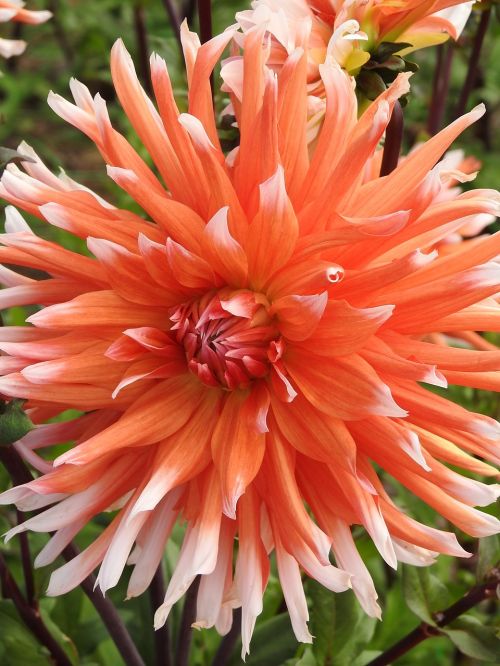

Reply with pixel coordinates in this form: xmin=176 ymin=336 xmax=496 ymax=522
xmin=0 ymin=1 xmax=499 ymax=665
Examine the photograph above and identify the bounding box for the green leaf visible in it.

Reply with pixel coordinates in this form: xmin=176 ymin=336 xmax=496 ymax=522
xmin=94 ymin=637 xmax=126 ymax=666
xmin=403 ymin=58 xmax=419 ymax=73
xmin=0 ymin=147 xmax=35 ymax=172
xmin=352 ymin=650 xmax=384 ymax=665
xmin=48 ymin=588 xmax=85 ymax=639
xmin=0 ymin=400 xmax=34 ymax=446
xmin=443 ymin=616 xmax=500 ymax=662
xmin=228 ymin=614 xmax=297 ymax=666
xmin=476 ymin=535 xmax=500 ymax=580
xmin=402 ymin=566 xmax=450 ymax=625
xmin=308 ymin=582 xmax=376 ymax=666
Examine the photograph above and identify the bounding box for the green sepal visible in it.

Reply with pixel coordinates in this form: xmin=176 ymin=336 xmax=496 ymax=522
xmin=0 ymin=399 xmax=34 ymax=447
xmin=356 ymin=70 xmax=387 ymax=101
xmin=371 ymin=41 xmax=413 ymax=62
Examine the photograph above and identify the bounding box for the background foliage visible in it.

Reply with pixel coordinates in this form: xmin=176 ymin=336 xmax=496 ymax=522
xmin=0 ymin=1 xmax=499 ymax=664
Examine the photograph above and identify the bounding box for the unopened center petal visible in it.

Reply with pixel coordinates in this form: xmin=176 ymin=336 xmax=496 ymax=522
xmin=171 ymin=289 xmax=279 ymax=390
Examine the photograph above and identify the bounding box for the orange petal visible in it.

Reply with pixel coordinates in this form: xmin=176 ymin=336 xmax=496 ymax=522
xmin=246 ymin=167 xmax=299 ymax=290
xmin=270 ymin=292 xmax=328 ymax=341
xmin=202 ymin=207 xmax=248 ymax=287
xmin=55 ymin=375 xmax=206 ymax=465
xmin=211 ymin=386 xmax=268 ymax=518
xmin=285 ymin=349 xmax=407 ymax=419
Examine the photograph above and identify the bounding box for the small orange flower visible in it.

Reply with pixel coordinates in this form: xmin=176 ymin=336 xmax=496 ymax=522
xmin=0 ymin=0 xmax=51 ymax=58
xmin=0 ymin=30 xmax=498 ymax=655
xmin=232 ymin=0 xmax=474 ymax=75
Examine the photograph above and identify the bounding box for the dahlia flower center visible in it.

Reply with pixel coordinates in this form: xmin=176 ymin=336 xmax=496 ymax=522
xmin=170 ymin=290 xmax=278 ymax=390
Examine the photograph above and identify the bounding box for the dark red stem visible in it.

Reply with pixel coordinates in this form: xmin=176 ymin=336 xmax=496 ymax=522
xmin=16 ymin=509 xmax=36 ymax=607
xmin=150 ymin=566 xmax=172 ymax=666
xmin=176 ymin=575 xmax=201 ymax=666
xmin=62 ymin=544 xmax=146 ymax=666
xmin=211 ymin=608 xmax=242 ymax=666
xmin=454 ymin=7 xmax=491 ymax=118
xmin=183 ymin=0 xmax=198 ymax=23
xmin=5 ymin=22 xmax=23 ymax=73
xmin=380 ymin=101 xmax=404 ymax=177
xmin=427 ymin=42 xmax=454 ymax=135
xmin=197 ymin=0 xmax=212 ymax=44
xmin=133 ymin=2 xmax=153 ymax=95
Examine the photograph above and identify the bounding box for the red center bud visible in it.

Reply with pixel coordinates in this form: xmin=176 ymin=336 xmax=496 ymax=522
xmin=170 ymin=289 xmax=279 ymax=390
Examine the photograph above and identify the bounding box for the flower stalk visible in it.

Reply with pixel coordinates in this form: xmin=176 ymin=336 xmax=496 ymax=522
xmin=62 ymin=543 xmax=146 ymax=666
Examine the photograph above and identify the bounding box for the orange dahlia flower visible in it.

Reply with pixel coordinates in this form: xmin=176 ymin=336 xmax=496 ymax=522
xmin=225 ymin=1 xmax=475 ymax=141
xmin=0 ymin=0 xmax=51 ymax=58
xmin=0 ymin=29 xmax=499 ymax=655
